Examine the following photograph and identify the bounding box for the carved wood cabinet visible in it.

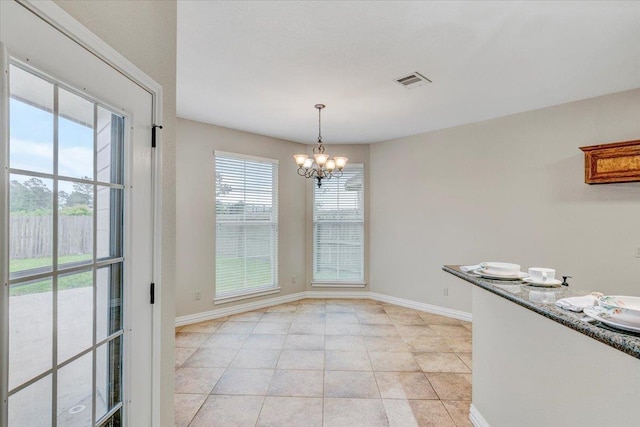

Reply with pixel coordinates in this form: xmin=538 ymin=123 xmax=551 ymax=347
xmin=579 ymin=140 xmax=640 ymax=184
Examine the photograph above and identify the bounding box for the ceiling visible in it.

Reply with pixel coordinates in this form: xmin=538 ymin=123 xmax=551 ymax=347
xmin=177 ymin=1 xmax=640 ymax=145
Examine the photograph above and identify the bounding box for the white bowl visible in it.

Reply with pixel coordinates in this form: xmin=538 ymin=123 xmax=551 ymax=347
xmin=598 ymin=296 xmax=640 ymax=326
xmin=479 ymin=262 xmax=521 ymax=276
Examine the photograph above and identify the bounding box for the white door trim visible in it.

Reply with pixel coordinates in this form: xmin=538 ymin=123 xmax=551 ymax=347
xmin=0 ymin=43 xmax=9 ymax=427
xmin=16 ymin=1 xmax=164 ymax=425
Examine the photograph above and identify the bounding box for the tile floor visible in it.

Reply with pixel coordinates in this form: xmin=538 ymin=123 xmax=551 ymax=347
xmin=174 ymin=298 xmax=473 ymax=426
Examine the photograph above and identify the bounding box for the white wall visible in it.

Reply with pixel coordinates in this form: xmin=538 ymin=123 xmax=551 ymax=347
xmin=54 ymin=1 xmax=177 ymax=425
xmin=370 ymin=88 xmax=640 ymax=313
xmin=472 ymin=286 xmax=640 ymax=426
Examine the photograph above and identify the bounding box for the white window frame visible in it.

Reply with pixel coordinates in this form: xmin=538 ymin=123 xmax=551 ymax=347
xmin=213 ymin=150 xmax=280 ymax=303
xmin=311 ymin=163 xmax=365 ymax=287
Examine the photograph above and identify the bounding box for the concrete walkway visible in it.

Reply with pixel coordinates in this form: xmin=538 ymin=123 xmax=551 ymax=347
xmin=8 ymin=287 xmax=110 ymax=426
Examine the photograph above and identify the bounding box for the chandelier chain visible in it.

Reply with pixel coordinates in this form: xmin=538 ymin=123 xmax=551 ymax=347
xmin=318 ymin=105 xmax=322 ymax=143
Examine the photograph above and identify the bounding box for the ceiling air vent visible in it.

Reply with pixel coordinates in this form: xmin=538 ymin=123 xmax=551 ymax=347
xmin=395 ymin=72 xmax=432 ymax=89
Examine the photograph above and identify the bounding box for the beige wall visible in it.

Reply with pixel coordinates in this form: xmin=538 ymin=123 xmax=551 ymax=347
xmin=54 ymin=1 xmax=177 ymax=425
xmin=176 ymin=118 xmax=307 ymax=316
xmin=176 ymin=118 xmax=371 ymax=317
xmin=370 ymin=88 xmax=640 ymax=313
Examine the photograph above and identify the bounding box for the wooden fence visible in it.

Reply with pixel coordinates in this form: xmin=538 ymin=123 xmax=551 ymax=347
xmin=10 ymin=215 xmax=92 ymax=259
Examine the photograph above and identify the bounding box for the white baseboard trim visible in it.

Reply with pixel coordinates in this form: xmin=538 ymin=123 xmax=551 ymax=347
xmin=175 ymin=292 xmax=302 ymax=326
xmin=469 ymin=404 xmax=490 ymax=427
xmin=175 ymin=290 xmax=472 ymax=326
xmin=368 ymin=292 xmax=473 ymax=322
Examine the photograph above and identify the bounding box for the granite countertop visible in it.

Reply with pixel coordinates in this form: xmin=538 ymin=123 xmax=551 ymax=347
xmin=443 ymin=265 xmax=640 ymax=360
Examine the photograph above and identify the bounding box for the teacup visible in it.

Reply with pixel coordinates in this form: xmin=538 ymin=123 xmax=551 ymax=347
xmin=528 ymin=267 xmax=555 ymax=283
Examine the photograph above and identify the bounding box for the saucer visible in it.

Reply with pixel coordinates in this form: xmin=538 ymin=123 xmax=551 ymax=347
xmin=474 ymin=270 xmax=528 ymax=280
xmin=583 ymin=307 xmax=640 ymax=333
xmin=522 ymin=277 xmax=562 ymax=287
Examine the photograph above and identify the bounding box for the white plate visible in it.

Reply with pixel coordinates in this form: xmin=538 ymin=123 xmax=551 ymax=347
xmin=479 ymin=262 xmax=521 ymax=275
xmin=522 ymin=277 xmax=562 ymax=287
xmin=583 ymin=307 xmax=640 ymax=333
xmin=598 ymin=296 xmax=640 ymax=324
xmin=474 ymin=270 xmax=528 ymax=280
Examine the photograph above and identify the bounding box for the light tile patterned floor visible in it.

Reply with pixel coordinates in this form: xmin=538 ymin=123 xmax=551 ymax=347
xmin=174 ymin=298 xmax=473 ymax=426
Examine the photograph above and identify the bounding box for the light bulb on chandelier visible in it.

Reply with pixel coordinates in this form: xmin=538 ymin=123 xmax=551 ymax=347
xmin=293 ymin=104 xmax=348 ymax=188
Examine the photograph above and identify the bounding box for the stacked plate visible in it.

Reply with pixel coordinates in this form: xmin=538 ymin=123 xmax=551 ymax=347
xmin=584 ymin=296 xmax=640 ymax=333
xmin=473 ymin=262 xmax=528 ymax=280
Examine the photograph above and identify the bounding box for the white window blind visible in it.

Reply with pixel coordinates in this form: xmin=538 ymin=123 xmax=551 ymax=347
xmin=215 ymin=152 xmax=278 ymax=299
xmin=313 ymin=164 xmax=364 ymax=283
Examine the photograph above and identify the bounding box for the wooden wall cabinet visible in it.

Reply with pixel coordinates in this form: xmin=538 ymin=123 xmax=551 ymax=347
xmin=579 ymin=140 xmax=640 ymax=184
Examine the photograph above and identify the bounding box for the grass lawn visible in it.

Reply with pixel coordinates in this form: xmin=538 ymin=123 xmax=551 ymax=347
xmin=216 ymin=257 xmax=272 ymax=293
xmin=11 ymin=256 xmax=273 ymax=297
xmin=10 ymin=254 xmax=94 ymax=297
xmin=10 ymin=254 xmax=92 ymax=273
xmin=313 ymin=269 xmax=362 ymax=282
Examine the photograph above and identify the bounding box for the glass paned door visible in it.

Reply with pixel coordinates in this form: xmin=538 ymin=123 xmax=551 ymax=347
xmin=6 ymin=63 xmax=125 ymax=427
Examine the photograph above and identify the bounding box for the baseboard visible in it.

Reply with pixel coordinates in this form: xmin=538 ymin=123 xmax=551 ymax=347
xmin=175 ymin=292 xmax=303 ymax=326
xmin=368 ymin=292 xmax=473 ymax=322
xmin=175 ymin=290 xmax=473 ymax=326
xmin=469 ymin=404 xmax=490 ymax=427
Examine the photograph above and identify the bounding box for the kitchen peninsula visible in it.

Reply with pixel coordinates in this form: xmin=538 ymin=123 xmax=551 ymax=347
xmin=443 ymin=265 xmax=640 ymax=427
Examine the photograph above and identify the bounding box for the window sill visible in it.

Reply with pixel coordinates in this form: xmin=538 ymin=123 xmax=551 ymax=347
xmin=214 ymin=286 xmax=281 ymax=305
xmin=311 ymin=282 xmax=366 ymax=288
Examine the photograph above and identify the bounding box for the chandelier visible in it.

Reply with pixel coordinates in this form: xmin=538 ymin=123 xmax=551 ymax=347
xmin=293 ymin=104 xmax=348 ymax=188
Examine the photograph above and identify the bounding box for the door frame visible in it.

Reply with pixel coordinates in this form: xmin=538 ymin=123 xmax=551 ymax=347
xmin=2 ymin=1 xmax=165 ymax=425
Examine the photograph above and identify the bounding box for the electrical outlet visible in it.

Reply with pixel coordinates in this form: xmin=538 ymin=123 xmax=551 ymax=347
xmin=291 ymin=276 xmax=296 ymax=284
xmin=195 ymin=290 xmax=201 ymax=301
xmin=636 ymin=248 xmax=640 ymax=258
xmin=443 ymin=288 xmax=449 ymax=296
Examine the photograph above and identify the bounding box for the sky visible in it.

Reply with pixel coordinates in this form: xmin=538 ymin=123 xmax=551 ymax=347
xmin=10 ymin=98 xmax=94 ymax=195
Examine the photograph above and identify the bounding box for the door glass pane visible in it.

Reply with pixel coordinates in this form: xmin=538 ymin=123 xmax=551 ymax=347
xmin=97 ymin=107 xmax=124 ymax=185
xmin=96 ymin=336 xmax=122 ymax=421
xmin=9 ymin=64 xmax=54 ymax=175
xmin=98 ymin=408 xmax=122 ymax=427
xmin=97 ymin=263 xmax=123 ymax=342
xmin=9 ymin=278 xmax=53 ymax=391
xmin=8 ymin=375 xmax=52 ymax=427
xmin=9 ymin=175 xmax=53 ymax=277
xmin=57 ymin=352 xmax=93 ymax=427
xmin=58 ymin=270 xmax=93 ymax=363
xmin=59 ymin=179 xmax=94 ymax=266
xmin=58 ymin=87 xmax=94 ymax=179
xmin=6 ymin=60 xmax=129 ymax=427
xmin=96 ymin=187 xmax=123 ymax=259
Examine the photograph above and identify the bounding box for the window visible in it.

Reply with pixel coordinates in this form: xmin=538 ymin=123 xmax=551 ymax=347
xmin=215 ymin=151 xmax=279 ymax=301
xmin=313 ymin=164 xmax=364 ymax=284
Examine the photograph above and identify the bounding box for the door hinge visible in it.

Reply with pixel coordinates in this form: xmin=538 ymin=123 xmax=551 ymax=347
xmin=152 ymin=124 xmax=163 ymax=148
xmin=150 ymin=282 xmax=155 ymax=304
